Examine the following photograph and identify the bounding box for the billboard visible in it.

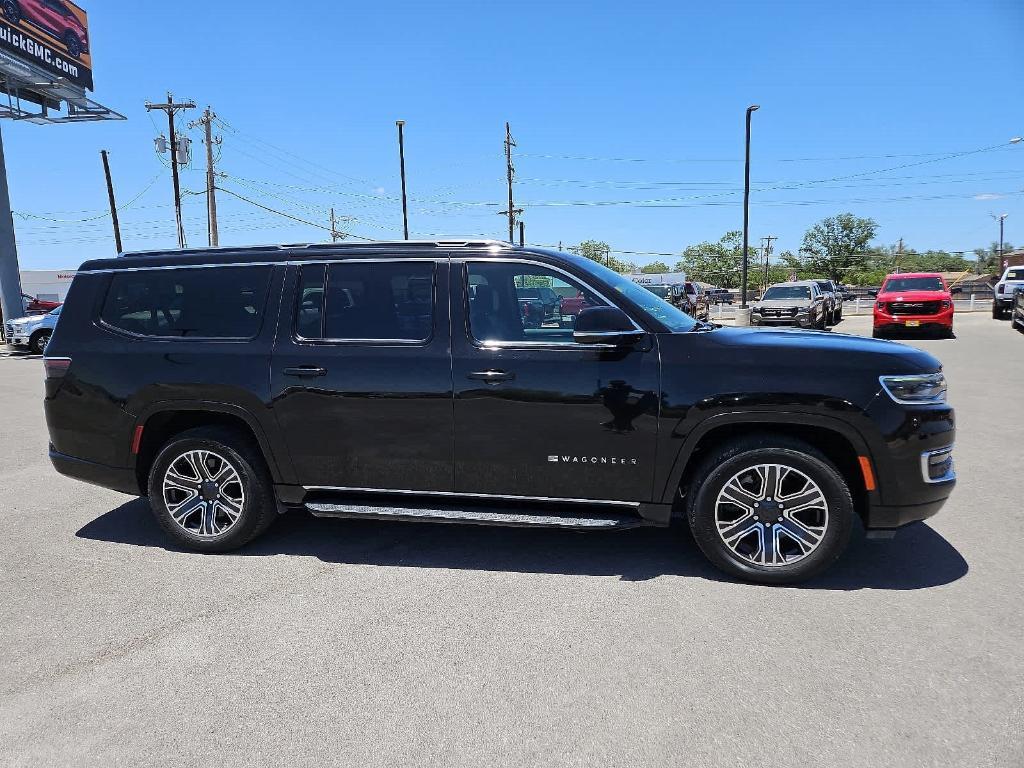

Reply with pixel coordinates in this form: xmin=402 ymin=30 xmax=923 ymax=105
xmin=0 ymin=0 xmax=92 ymax=91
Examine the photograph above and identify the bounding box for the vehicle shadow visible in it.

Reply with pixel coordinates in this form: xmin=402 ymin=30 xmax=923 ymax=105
xmin=77 ymin=498 xmax=968 ymax=591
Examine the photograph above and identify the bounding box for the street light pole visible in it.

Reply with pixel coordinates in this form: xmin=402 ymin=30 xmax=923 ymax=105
xmin=997 ymin=213 xmax=1008 ymax=272
xmin=396 ymin=120 xmax=409 ymax=240
xmin=741 ymin=105 xmax=760 ymax=309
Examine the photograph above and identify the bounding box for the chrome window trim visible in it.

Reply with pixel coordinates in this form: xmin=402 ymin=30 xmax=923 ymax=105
xmin=461 ymin=257 xmax=645 ymax=349
xmin=920 ymin=445 xmax=955 ymax=484
xmin=83 ymin=257 xmax=443 ymax=274
xmin=302 ymin=485 xmax=640 ymax=508
xmin=291 ymin=259 xmax=438 ymax=346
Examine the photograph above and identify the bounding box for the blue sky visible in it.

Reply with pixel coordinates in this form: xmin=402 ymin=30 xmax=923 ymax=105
xmin=5 ymin=0 xmax=1023 ymax=269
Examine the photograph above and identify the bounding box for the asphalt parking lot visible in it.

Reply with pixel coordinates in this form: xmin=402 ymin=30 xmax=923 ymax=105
xmin=1 ymin=312 xmax=1021 ymax=768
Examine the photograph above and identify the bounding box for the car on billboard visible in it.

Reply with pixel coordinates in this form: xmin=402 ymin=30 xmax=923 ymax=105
xmin=2 ymin=0 xmax=88 ymax=59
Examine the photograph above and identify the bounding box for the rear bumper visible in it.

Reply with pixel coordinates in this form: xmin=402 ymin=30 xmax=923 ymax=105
xmin=49 ymin=447 xmax=140 ymax=496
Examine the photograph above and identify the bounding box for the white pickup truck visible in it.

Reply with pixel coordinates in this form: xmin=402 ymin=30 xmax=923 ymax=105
xmin=993 ymin=266 xmax=1024 ymax=319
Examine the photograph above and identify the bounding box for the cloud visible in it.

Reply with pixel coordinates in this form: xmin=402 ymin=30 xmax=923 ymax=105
xmin=373 ymin=187 xmax=386 ymax=195
xmin=974 ymin=193 xmax=1003 ymax=201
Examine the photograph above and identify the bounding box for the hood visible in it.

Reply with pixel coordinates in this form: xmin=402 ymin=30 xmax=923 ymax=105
xmin=877 ymin=289 xmax=949 ymax=302
xmin=658 ymin=326 xmax=942 ymax=408
xmin=9 ymin=315 xmax=43 ymax=327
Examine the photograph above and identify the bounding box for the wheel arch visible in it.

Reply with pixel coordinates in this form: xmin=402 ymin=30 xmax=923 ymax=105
xmin=663 ymin=412 xmax=875 ymax=525
xmin=133 ymin=401 xmax=290 ymax=495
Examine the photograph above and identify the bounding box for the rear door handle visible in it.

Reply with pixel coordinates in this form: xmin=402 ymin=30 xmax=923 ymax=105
xmin=467 ymin=370 xmax=515 ymax=383
xmin=283 ymin=366 xmax=327 ymax=377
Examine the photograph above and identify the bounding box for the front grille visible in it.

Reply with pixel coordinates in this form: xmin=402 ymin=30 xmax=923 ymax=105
xmin=761 ymin=307 xmax=798 ymax=318
xmin=889 ymin=301 xmax=941 ymax=316
xmin=4 ymin=322 xmax=12 ymax=338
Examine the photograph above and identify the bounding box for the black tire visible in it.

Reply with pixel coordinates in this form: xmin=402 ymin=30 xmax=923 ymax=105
xmin=835 ymin=308 xmax=843 ymax=323
xmin=2 ymin=0 xmax=21 ymax=23
xmin=871 ymin=328 xmax=882 ymax=338
xmin=816 ymin=312 xmax=827 ymax=330
xmin=147 ymin=426 xmax=277 ymax=552
xmin=63 ymin=30 xmax=82 ymax=59
xmin=992 ymin=303 xmax=1002 ymax=320
xmin=686 ymin=435 xmax=854 ymax=584
xmin=29 ymin=329 xmax=50 ymax=354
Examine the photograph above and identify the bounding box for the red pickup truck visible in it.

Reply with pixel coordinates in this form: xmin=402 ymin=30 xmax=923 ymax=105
xmin=23 ymin=293 xmax=61 ymax=315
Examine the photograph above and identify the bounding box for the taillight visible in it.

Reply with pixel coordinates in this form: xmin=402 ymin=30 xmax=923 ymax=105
xmin=997 ymin=284 xmax=1004 ymax=294
xmin=43 ymin=357 xmax=71 ymax=379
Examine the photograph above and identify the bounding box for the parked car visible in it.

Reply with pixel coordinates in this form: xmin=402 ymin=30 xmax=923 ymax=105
xmin=680 ymin=281 xmax=710 ymax=321
xmin=22 ymin=293 xmax=61 ymax=315
xmin=750 ymin=281 xmax=827 ymax=329
xmin=871 ymin=273 xmax=956 ymax=338
xmin=2 ymin=0 xmax=89 ymax=59
xmin=5 ymin=305 xmax=60 ymax=353
xmin=992 ymin=266 xmax=1024 ymax=319
xmin=1012 ymin=288 xmax=1024 ymax=333
xmin=812 ymin=279 xmax=842 ymax=325
xmin=705 ymin=287 xmax=733 ymax=305
xmin=44 ymin=240 xmax=955 ymax=585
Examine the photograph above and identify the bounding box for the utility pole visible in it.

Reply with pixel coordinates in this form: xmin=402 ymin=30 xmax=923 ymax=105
xmin=146 ymin=93 xmax=195 ymax=248
xmin=330 ymin=207 xmax=341 ymax=242
xmin=189 ymin=107 xmax=220 ymax=247
xmin=499 ymin=122 xmax=522 ymax=243
xmin=996 ymin=214 xmax=1008 ymax=273
xmin=741 ymin=105 xmax=760 ymax=309
xmin=895 ymin=237 xmax=903 ymax=274
xmin=518 ymin=220 xmax=525 ymax=247
xmin=761 ymin=235 xmax=776 ymax=291
xmin=100 ymin=150 xmax=122 ymax=254
xmin=396 ymin=120 xmax=409 ymax=239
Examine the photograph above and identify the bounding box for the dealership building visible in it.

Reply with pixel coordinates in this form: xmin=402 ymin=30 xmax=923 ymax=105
xmin=21 ymin=270 xmax=78 ymax=304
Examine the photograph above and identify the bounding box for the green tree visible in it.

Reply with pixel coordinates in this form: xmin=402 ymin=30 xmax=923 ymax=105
xmin=973 ymin=241 xmax=1015 ymax=275
xmin=676 ymin=230 xmax=747 ymax=288
xmin=798 ymin=213 xmax=878 ymax=281
xmin=568 ymin=240 xmax=635 ymax=273
xmin=640 ymin=260 xmax=671 ymax=274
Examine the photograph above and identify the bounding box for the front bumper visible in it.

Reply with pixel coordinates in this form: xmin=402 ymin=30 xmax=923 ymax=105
xmin=873 ymin=307 xmax=953 ymax=331
xmin=863 ymin=400 xmax=955 ymax=529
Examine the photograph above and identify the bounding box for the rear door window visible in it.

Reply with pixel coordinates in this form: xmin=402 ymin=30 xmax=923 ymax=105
xmin=100 ymin=265 xmax=272 ymax=338
xmin=295 ymin=260 xmax=435 ymax=342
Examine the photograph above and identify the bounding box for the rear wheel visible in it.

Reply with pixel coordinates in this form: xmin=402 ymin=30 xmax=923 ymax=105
xmin=147 ymin=426 xmax=277 ymax=552
xmin=63 ymin=30 xmax=82 ymax=59
xmin=686 ymin=435 xmax=854 ymax=584
xmin=992 ymin=303 xmax=1003 ymax=320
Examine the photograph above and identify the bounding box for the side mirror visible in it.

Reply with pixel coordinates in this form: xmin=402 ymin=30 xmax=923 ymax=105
xmin=574 ymin=306 xmax=644 ymax=345
xmin=950 ymin=285 xmax=962 ymax=295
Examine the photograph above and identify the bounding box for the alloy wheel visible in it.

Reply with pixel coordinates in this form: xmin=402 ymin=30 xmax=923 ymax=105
xmin=161 ymin=449 xmax=245 ymax=538
xmin=714 ymin=463 xmax=829 ymax=567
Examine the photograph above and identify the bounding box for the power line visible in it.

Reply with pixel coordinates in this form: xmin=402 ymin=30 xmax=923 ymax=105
xmin=214 ymin=185 xmax=379 ymax=241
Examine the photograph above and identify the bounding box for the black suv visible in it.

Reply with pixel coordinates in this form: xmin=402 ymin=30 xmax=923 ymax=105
xmin=43 ymin=241 xmax=956 ymax=584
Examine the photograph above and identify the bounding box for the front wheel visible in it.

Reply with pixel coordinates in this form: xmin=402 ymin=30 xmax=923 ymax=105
xmin=29 ymin=329 xmax=50 ymax=354
xmin=148 ymin=426 xmax=277 ymax=552
xmin=686 ymin=436 xmax=854 ymax=584
xmin=63 ymin=31 xmax=82 ymax=59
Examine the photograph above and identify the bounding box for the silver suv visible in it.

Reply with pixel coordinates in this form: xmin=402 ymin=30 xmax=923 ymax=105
xmin=751 ymin=281 xmax=827 ymax=329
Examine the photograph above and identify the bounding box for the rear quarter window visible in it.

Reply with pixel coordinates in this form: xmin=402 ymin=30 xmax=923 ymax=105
xmin=99 ymin=265 xmax=273 ymax=338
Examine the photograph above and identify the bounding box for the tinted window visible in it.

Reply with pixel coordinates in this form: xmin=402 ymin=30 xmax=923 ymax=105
xmin=1005 ymin=268 xmax=1024 ymax=281
xmin=883 ymin=276 xmax=945 ymax=292
xmin=763 ymin=286 xmax=811 ymax=300
xmin=296 ymin=261 xmax=435 ymax=341
xmin=101 ymin=266 xmax=271 ymax=338
xmin=467 ymin=261 xmax=608 ymax=343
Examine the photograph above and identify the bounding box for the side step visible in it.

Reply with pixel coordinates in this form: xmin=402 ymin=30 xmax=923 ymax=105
xmin=305 ymin=500 xmax=652 ymax=530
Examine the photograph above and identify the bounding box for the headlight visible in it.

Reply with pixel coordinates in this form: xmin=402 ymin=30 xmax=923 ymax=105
xmin=796 ymin=307 xmax=810 ymax=314
xmin=879 ymin=373 xmax=947 ymax=404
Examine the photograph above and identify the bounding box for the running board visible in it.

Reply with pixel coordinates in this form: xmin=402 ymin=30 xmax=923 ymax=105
xmin=305 ymin=500 xmax=652 ymax=529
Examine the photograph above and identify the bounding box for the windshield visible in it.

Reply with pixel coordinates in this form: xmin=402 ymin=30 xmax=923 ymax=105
xmin=565 ymin=254 xmax=697 ymax=332
xmin=762 ymin=286 xmax=811 ymax=300
xmin=883 ymin=276 xmax=944 ymax=292
xmin=815 ymin=281 xmax=831 ymax=291
xmin=1005 ymin=268 xmax=1024 ymax=281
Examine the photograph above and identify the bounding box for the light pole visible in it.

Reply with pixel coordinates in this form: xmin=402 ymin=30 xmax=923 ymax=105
xmin=741 ymin=104 xmax=760 ymax=308
xmin=996 ymin=213 xmax=1008 ymax=273
xmin=396 ymin=120 xmax=409 ymax=240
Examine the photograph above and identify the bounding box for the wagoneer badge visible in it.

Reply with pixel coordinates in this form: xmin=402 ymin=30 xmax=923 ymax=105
xmin=548 ymin=455 xmax=638 ymax=465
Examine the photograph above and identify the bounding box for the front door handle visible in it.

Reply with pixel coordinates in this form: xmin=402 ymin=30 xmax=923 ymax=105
xmin=283 ymin=366 xmax=327 ymax=378
xmin=467 ymin=370 xmax=515 ymax=383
